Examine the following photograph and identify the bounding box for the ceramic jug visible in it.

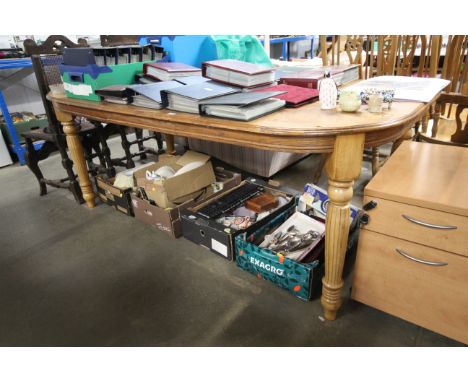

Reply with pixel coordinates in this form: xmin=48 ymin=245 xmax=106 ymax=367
xmin=319 ymin=71 xmax=338 ymax=110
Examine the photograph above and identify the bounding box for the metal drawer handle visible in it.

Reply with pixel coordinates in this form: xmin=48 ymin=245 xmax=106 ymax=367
xmin=402 ymin=214 xmax=457 ymax=230
xmin=395 ymin=248 xmax=448 ymax=267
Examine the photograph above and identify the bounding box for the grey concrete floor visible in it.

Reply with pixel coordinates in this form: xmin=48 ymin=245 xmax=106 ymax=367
xmin=0 ymin=135 xmax=462 ymax=346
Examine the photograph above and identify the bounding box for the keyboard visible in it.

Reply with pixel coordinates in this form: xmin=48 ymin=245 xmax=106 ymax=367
xmin=197 ymin=182 xmax=263 ymax=219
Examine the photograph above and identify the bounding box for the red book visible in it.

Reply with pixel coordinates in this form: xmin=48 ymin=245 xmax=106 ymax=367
xmin=254 ymin=84 xmax=319 ymax=108
xmin=143 ymin=62 xmax=201 ymax=81
xmin=202 ymin=59 xmax=275 ymax=88
xmin=279 ymin=64 xmax=360 ymax=89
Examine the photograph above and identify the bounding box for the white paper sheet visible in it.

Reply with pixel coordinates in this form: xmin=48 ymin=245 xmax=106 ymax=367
xmin=347 ymin=76 xmax=450 ymax=103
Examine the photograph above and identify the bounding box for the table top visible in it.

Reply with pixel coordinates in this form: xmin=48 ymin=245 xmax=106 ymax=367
xmin=49 ymin=90 xmax=432 ymax=154
xmin=366 ymin=141 xmax=468 ymax=217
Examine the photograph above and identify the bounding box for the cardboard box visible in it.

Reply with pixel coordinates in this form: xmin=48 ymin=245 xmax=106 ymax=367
xmin=134 ymin=151 xmax=216 ymax=209
xmin=235 ymin=205 xmax=324 ymax=301
xmin=95 ymin=163 xmax=157 ymax=215
xmin=95 ymin=176 xmax=133 ymax=216
xmin=180 ymin=178 xmax=298 ymax=261
xmin=131 ymin=168 xmax=241 ymax=238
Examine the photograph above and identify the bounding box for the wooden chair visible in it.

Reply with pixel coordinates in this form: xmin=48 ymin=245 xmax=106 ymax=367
xmin=315 ymin=36 xmax=400 ymax=177
xmin=22 ymin=51 xmax=112 ymax=204
xmin=417 ymin=35 xmax=468 ymax=147
xmin=25 ymin=36 xmax=164 ymax=171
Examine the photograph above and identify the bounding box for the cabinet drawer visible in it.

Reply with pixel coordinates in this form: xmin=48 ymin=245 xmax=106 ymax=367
xmin=352 ymin=230 xmax=468 ymax=344
xmin=363 ymin=196 xmax=468 ymax=257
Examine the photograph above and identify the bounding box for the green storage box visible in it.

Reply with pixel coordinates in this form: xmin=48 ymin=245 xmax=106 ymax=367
xmin=1 ymin=117 xmax=48 ymax=145
xmin=235 ymin=205 xmax=323 ymax=301
xmin=60 ymin=61 xmax=148 ymax=102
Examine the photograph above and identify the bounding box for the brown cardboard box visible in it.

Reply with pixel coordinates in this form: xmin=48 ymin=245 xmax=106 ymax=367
xmin=133 ymin=151 xmax=216 ymax=208
xmin=95 ymin=176 xmax=133 ymax=215
xmin=131 ymin=168 xmax=241 ymax=238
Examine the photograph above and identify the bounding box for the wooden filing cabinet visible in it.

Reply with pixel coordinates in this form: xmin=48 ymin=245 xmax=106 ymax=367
xmin=352 ymin=141 xmax=468 ymax=344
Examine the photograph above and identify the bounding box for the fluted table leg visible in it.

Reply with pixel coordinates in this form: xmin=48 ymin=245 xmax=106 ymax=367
xmin=322 ymin=134 xmax=364 ymax=320
xmin=56 ymin=109 xmax=96 ymax=208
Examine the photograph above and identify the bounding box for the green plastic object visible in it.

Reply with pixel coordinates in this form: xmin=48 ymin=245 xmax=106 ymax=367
xmin=61 ymin=61 xmax=147 ymax=102
xmin=211 ymin=35 xmax=273 ymax=68
xmin=1 ymin=117 xmax=48 ymax=145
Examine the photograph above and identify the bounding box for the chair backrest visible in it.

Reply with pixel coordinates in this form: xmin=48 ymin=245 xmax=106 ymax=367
xmin=23 ymin=35 xmax=87 ymax=56
xmin=415 ymin=35 xmax=443 ymax=78
xmin=24 ymin=36 xmax=87 ymax=133
xmin=31 ymin=54 xmax=67 ymax=132
xmin=395 ymin=35 xmax=419 ymax=76
xmin=376 ymin=35 xmax=400 ymax=76
xmin=442 ymin=35 xmax=468 ymax=94
xmin=320 ymin=35 xmax=399 ymax=79
xmin=319 ymin=35 xmax=341 ymax=67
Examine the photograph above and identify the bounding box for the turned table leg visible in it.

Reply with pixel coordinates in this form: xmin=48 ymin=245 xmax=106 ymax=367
xmin=56 ymin=109 xmax=96 ymax=208
xmin=322 ymin=134 xmax=365 ymax=320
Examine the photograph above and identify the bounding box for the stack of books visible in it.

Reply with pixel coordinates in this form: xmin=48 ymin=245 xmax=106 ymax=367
xmin=143 ymin=62 xmax=201 ymax=81
xmin=278 ymin=64 xmax=360 ymax=89
xmin=96 ymin=58 xmax=342 ymax=121
xmin=202 ymin=59 xmax=276 ymax=88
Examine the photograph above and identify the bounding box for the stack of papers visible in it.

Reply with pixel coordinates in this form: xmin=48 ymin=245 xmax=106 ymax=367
xmin=347 ymin=76 xmax=450 ymax=102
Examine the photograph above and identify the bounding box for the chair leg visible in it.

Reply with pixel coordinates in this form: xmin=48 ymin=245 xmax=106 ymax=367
xmin=154 ymin=132 xmax=164 ymax=151
xmin=118 ymin=126 xmax=135 ymax=169
xmin=82 ymin=138 xmax=97 ymax=177
xmin=421 ymin=112 xmax=429 ymax=134
xmin=371 ymin=147 xmax=380 ymax=176
xmin=56 ymin=134 xmax=84 ymax=204
xmin=97 ymin=123 xmax=115 ymax=177
xmin=432 ymin=102 xmax=441 ymax=138
xmin=313 ymin=153 xmax=326 ymax=184
xmin=24 ymin=138 xmax=47 ymax=196
xmin=135 ymin=129 xmax=147 ymax=160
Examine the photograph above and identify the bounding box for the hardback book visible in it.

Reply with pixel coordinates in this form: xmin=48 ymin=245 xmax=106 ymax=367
xmin=127 ymin=81 xmax=183 ymax=109
xmin=279 ymin=64 xmax=360 ymax=89
xmin=161 ymin=82 xmax=241 ymax=114
xmin=135 ymin=73 xmax=159 ymax=84
xmin=253 ymin=84 xmax=319 ymax=108
xmin=202 ymin=59 xmax=275 ymax=88
xmin=198 ymin=91 xmax=286 ymax=121
xmin=95 ymin=85 xmax=131 ymax=104
xmin=174 ymin=75 xmax=212 ymax=86
xmin=143 ymin=62 xmax=202 ymax=81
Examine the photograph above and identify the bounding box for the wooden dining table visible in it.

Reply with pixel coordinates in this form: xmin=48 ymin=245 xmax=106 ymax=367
xmin=49 ymin=90 xmax=435 ymax=321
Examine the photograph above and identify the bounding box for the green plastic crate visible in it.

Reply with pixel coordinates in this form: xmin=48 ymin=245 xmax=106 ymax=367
xmin=61 ymin=61 xmax=148 ymax=102
xmin=0 ymin=117 xmax=48 ymax=145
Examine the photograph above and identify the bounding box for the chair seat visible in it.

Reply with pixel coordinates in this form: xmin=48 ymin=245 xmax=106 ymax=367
xmin=419 ymin=116 xmax=468 ymax=147
xmin=21 ymin=121 xmax=100 ymax=141
xmin=22 ymin=127 xmax=55 ymax=141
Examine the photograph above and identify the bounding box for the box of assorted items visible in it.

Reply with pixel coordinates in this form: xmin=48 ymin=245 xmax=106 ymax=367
xmin=60 ymin=47 xmax=153 ymax=102
xmin=0 ymin=112 xmax=48 ymax=145
xmin=235 ymin=205 xmax=325 ymax=301
xmin=235 ymin=183 xmax=361 ymax=301
xmin=95 ymin=163 xmax=156 ymax=215
xmin=131 ymin=167 xmax=241 ymax=238
xmin=180 ymin=179 xmax=297 ymax=261
xmin=132 ymin=150 xmax=216 ymax=209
